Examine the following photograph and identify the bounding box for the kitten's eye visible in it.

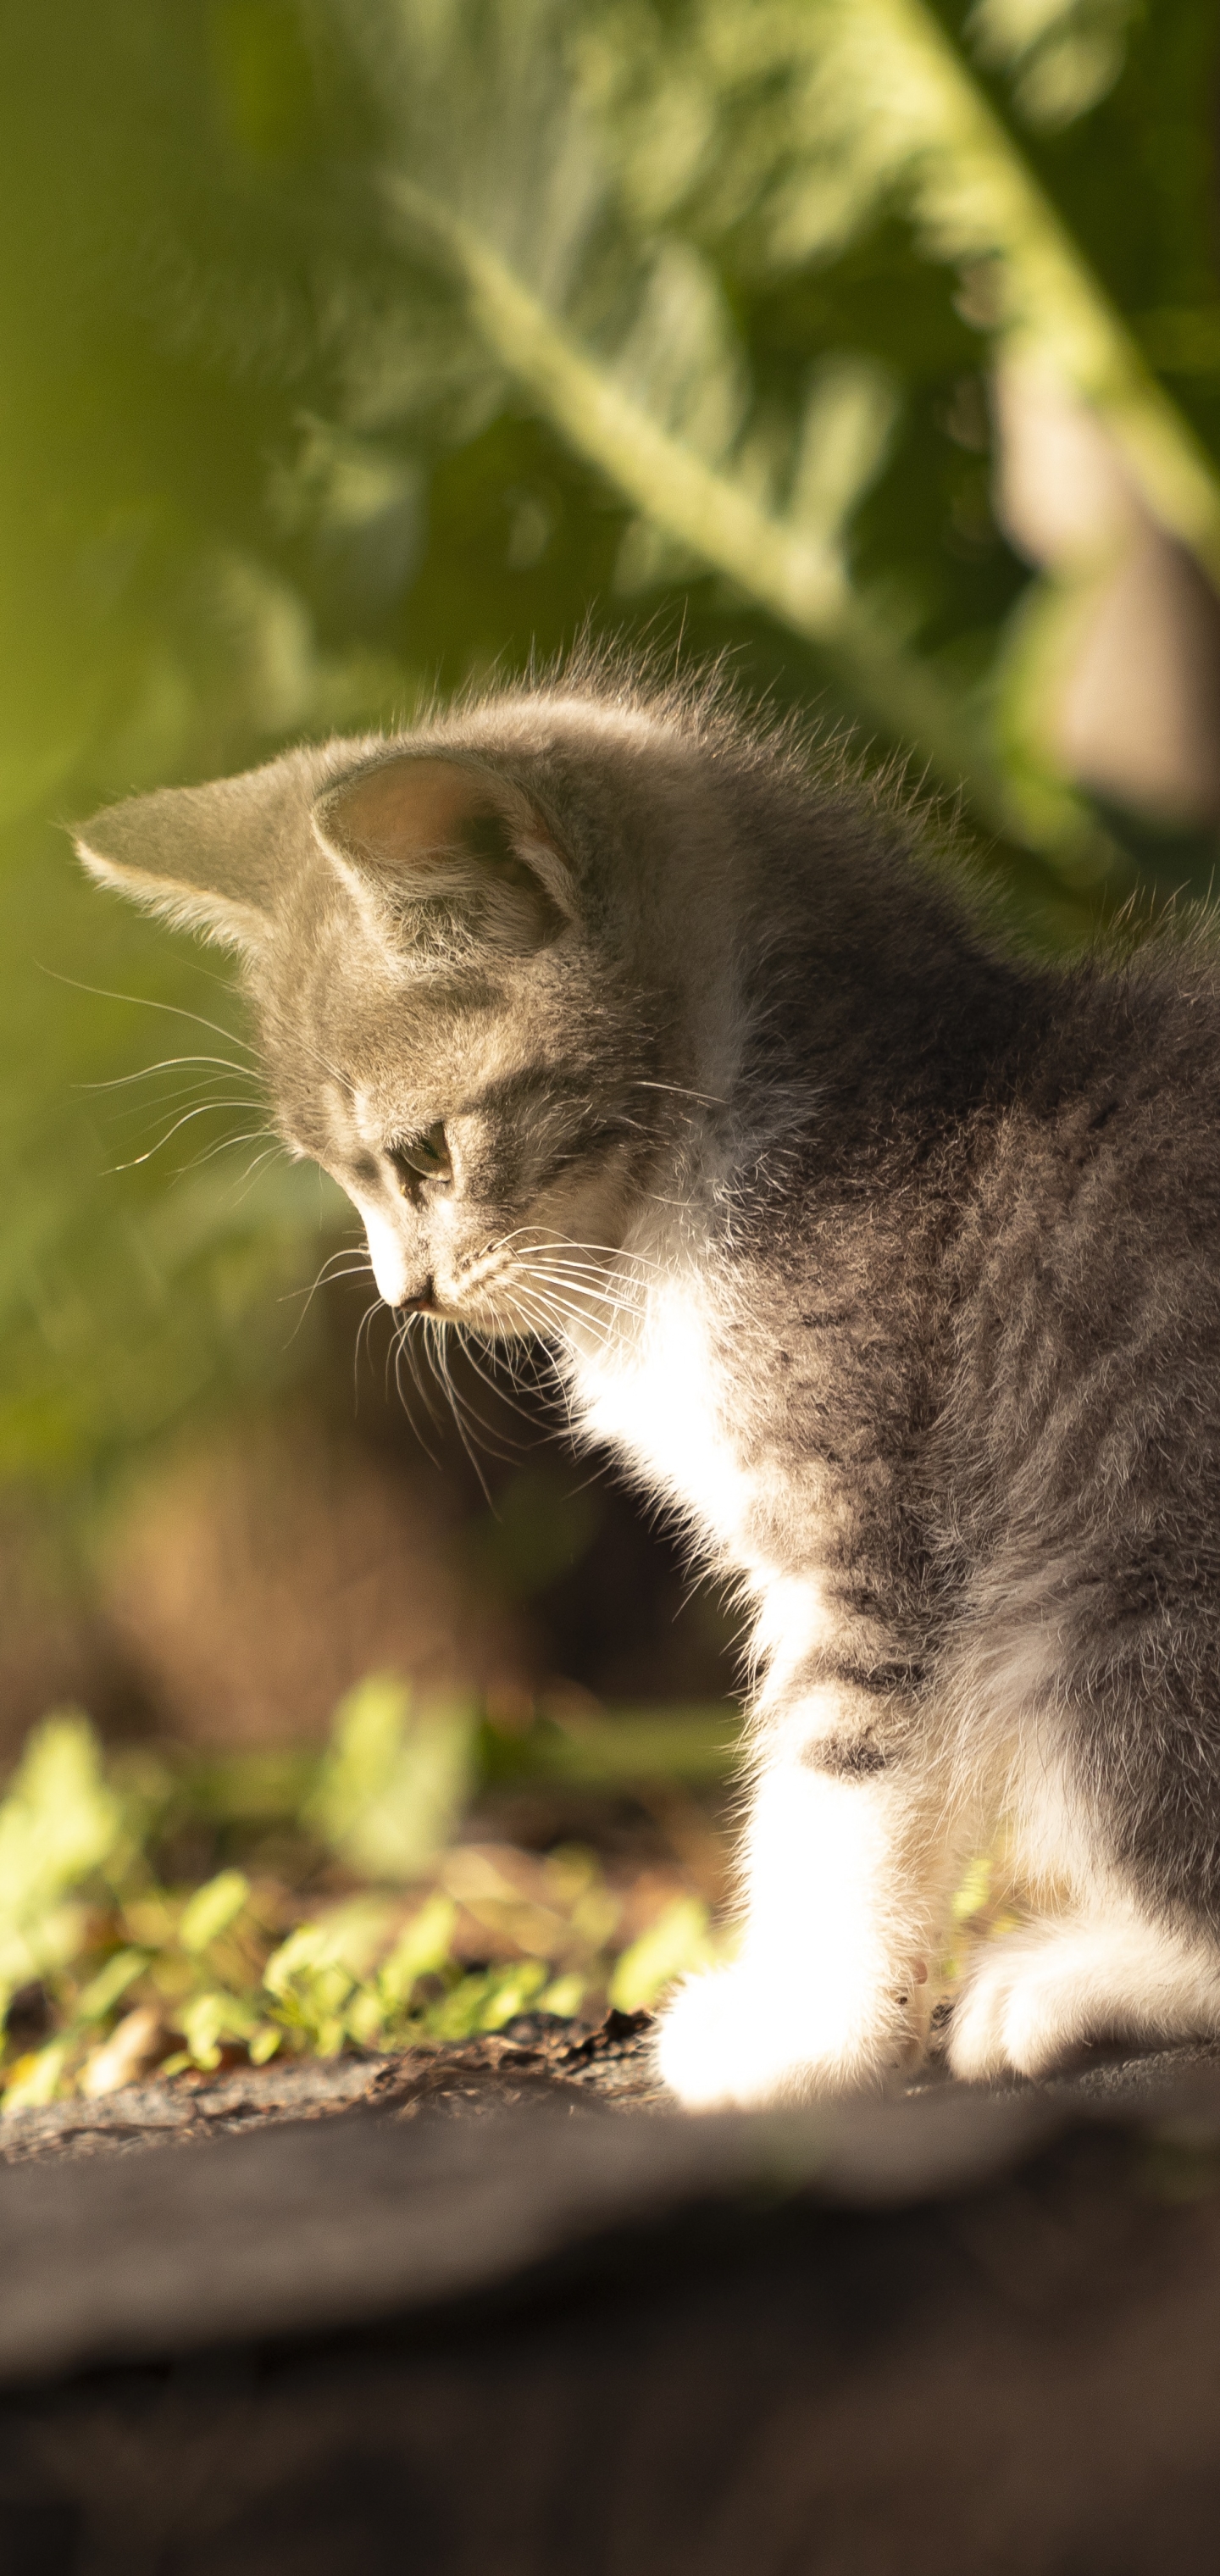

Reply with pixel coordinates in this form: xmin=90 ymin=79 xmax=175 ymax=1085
xmin=386 ymin=1122 xmax=452 ymax=1192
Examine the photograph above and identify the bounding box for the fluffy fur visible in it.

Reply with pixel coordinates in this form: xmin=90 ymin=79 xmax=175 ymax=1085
xmin=76 ymin=656 xmax=1220 ymax=2103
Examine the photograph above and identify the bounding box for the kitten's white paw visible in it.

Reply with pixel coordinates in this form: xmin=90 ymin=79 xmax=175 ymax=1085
xmin=948 ymin=1934 xmax=1090 ymax=2081
xmin=949 ymin=1914 xmax=1220 ymax=2081
xmin=657 ymin=1961 xmax=923 ymax=2109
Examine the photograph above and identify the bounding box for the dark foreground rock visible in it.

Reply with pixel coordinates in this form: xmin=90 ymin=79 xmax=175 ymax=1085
xmin=5 ymin=2034 xmax=1220 ymax=2573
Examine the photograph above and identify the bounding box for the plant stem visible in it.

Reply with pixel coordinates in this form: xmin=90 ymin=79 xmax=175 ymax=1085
xmin=389 ymin=176 xmax=1017 ymax=832
xmin=843 ymin=0 xmax=1220 ymax=580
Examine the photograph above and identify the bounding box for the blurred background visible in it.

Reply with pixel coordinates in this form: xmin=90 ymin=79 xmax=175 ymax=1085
xmin=0 ymin=0 xmax=1219 ymax=2085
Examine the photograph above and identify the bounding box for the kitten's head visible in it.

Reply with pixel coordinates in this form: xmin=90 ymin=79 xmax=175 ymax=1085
xmin=75 ymin=694 xmax=726 ymax=1334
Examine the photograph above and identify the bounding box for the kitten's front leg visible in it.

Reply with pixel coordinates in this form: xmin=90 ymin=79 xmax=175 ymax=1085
xmin=658 ymin=1695 xmax=955 ymax=2107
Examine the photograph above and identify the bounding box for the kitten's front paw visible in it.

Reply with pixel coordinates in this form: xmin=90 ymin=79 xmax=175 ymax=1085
xmin=657 ymin=1962 xmax=923 ymax=2109
xmin=950 ymin=1915 xmax=1220 ymax=2081
xmin=947 ymin=1934 xmax=1084 ymax=2081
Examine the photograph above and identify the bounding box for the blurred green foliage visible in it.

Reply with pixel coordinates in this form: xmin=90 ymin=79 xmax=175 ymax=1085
xmin=305 ymin=1674 xmax=479 ymax=1880
xmin=0 ymin=1691 xmax=731 ymax=2104
xmin=1 ymin=0 xmax=1218 ymax=1486
xmin=0 ymin=1682 xmax=1028 ymax=2102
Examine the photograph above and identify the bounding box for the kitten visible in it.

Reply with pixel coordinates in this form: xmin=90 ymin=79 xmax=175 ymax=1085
xmin=75 ymin=662 xmax=1220 ymax=2103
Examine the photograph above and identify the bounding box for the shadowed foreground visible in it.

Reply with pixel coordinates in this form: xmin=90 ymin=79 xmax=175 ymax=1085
xmin=4 ymin=2036 xmax=1220 ymax=2573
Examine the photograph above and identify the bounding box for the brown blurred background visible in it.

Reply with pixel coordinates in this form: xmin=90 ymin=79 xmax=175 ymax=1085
xmin=0 ymin=1276 xmax=737 ymax=1764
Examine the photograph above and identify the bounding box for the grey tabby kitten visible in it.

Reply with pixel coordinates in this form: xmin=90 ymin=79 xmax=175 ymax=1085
xmin=76 ymin=663 xmax=1220 ymax=2104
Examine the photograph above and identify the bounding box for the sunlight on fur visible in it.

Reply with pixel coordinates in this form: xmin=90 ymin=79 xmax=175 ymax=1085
xmin=76 ymin=648 xmax=1220 ymax=2106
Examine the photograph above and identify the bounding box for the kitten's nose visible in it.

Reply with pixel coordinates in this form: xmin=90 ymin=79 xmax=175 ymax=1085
xmin=394 ymin=1276 xmax=436 ymax=1314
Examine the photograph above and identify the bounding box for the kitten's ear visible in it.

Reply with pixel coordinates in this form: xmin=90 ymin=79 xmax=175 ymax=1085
xmin=73 ymin=750 xmax=316 ymax=956
xmin=311 ymin=755 xmax=575 ymax=956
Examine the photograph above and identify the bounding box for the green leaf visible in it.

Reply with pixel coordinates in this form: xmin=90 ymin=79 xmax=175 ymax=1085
xmin=307 ymin=1675 xmax=476 ymax=1882
xmin=178 ymin=1868 xmax=251 ymax=1955
xmin=424 ymin=1957 xmax=550 ymax=2040
xmin=2 ymin=2042 xmax=69 ymax=2112
xmin=263 ymin=1897 xmax=398 ymax=1999
xmin=538 ymin=1971 xmax=585 ymax=2018
xmin=609 ymin=1896 xmax=713 ymax=2012
xmin=262 ymin=1895 xmax=400 ymax=2053
xmin=968 ymin=0 xmax=1139 ymax=131
xmin=0 ymin=1714 xmax=123 ymax=2007
xmin=75 ymin=1948 xmax=147 ymax=2024
xmin=377 ymin=1892 xmax=459 ymax=2010
xmin=178 ymin=1987 xmax=260 ymax=2071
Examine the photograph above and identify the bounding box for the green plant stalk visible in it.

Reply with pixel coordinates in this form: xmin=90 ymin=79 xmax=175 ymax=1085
xmin=388 ymin=177 xmax=1017 ymax=835
xmin=849 ymin=0 xmax=1220 ymax=580
xmin=166 ymin=1705 xmax=742 ymax=1830
xmin=486 ymin=1707 xmax=740 ymax=1789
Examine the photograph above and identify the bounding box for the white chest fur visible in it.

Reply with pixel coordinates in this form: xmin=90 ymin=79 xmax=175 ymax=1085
xmin=565 ymin=1268 xmax=840 ymax=1718
xmin=567 ymin=1273 xmax=753 ymax=1557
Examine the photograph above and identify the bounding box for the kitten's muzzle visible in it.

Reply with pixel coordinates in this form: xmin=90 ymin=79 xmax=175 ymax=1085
xmin=391 ymin=1276 xmax=440 ymax=1316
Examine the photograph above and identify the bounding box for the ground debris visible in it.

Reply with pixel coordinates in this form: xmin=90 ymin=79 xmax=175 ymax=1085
xmin=366 ymin=2007 xmax=661 ymax=2118
xmin=0 ymin=2010 xmax=662 ymax=2163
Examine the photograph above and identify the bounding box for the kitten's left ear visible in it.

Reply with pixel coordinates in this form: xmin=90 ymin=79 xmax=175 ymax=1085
xmin=311 ymin=754 xmax=576 ymax=956
xmin=73 ymin=747 xmax=321 ymax=956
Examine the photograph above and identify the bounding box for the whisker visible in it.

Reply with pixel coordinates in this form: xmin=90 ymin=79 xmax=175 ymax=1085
xmin=501 ymin=1296 xmax=617 ymax=1365
xmin=509 ymin=1272 xmax=636 ymax=1346
xmin=181 ymin=1125 xmax=279 ymax=1170
xmin=397 ymin=1313 xmax=446 ymax=1445
xmin=352 ymin=1294 xmax=385 ymax=1412
xmin=283 ymin=1241 xmax=373 ymax=1345
xmin=449 ymin=1319 xmax=548 ymax=1442
xmin=457 ymin=1230 xmax=653 ymax=1344
xmin=517 ymin=1264 xmax=646 ymax=1322
xmin=424 ymin=1319 xmax=495 ymax=1500
xmin=105 ymin=1100 xmax=268 ymax=1172
xmin=446 ymin=1329 xmax=530 ymax=1468
xmin=492 ymin=1288 xmax=582 ymax=1440
xmin=102 ymin=1081 xmax=261 ymax=1123
xmin=289 ymin=1261 xmax=372 ymax=1289
xmin=400 ymin=1313 xmax=441 ymax=1421
xmin=439 ymin=1319 xmax=523 ymax=1474
xmin=545 ymin=1269 xmax=654 ymax=1307
xmin=230 ymin=1144 xmax=289 ymax=1202
xmin=38 ymin=966 xmax=262 ymax=1062
xmin=627 ymin=1079 xmax=725 ymax=1106
xmin=391 ymin=1317 xmax=441 ymax=1463
xmin=42 ymin=962 xmax=359 ymax=1105
xmin=280 ymin=1241 xmax=372 ymax=1307
xmin=491 ymin=1225 xmax=664 ymax=1273
xmin=79 ymin=1053 xmax=258 ymax=1092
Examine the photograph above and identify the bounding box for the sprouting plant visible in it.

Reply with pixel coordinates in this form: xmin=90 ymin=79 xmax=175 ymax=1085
xmin=0 ymin=1688 xmax=740 ymax=2108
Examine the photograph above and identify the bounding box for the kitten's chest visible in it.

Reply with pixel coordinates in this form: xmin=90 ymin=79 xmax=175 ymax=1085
xmin=568 ymin=1278 xmax=753 ymax=1552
